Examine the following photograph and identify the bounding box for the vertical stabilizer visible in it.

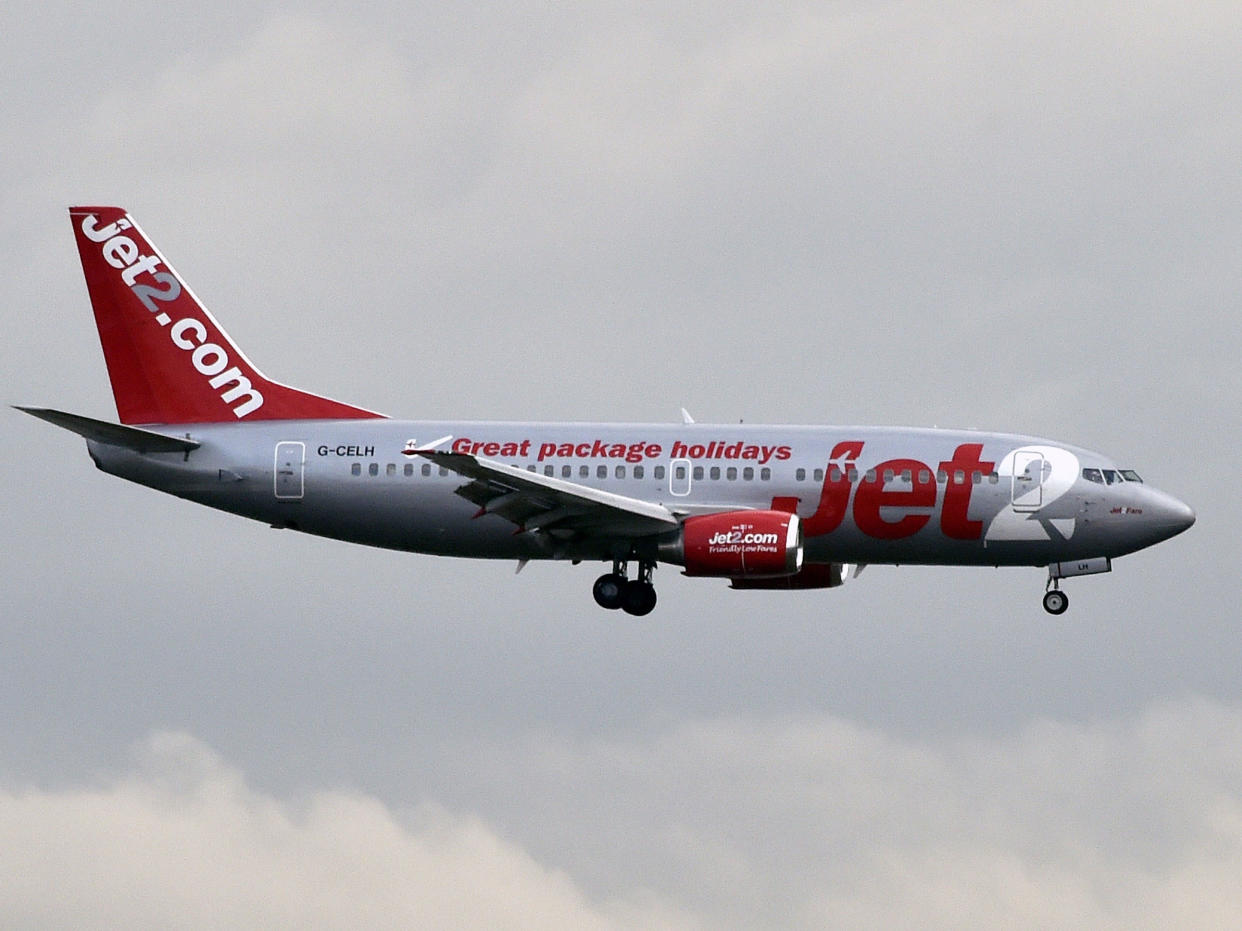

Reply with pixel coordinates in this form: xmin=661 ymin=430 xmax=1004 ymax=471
xmin=69 ymin=206 xmax=384 ymax=425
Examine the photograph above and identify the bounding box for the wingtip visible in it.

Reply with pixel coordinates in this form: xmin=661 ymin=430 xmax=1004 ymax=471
xmin=414 ymin=434 xmax=454 ymax=453
xmin=13 ymin=405 xmax=53 ymax=421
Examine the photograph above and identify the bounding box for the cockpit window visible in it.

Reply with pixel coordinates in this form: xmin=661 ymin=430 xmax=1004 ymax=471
xmin=1085 ymin=466 xmax=1144 ymax=484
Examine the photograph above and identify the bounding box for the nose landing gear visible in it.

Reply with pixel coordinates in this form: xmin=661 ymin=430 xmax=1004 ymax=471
xmin=1042 ymin=587 xmax=1069 ymax=615
xmin=1041 ymin=557 xmax=1111 ymax=613
xmin=1043 ymin=574 xmax=1069 ymax=615
xmin=593 ymin=559 xmax=657 ymax=616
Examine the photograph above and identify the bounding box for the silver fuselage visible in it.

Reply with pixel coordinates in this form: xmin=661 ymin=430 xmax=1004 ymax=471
xmin=87 ymin=420 xmax=1195 ymax=568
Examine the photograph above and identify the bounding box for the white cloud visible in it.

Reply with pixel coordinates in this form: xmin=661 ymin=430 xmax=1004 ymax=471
xmin=448 ymin=697 xmax=1242 ymax=929
xmin=0 ymin=732 xmax=690 ymax=931
xmin=4 ymin=701 xmax=1242 ymax=929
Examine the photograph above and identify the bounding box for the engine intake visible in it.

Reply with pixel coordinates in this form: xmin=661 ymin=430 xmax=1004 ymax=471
xmin=659 ymin=510 xmax=803 ymax=578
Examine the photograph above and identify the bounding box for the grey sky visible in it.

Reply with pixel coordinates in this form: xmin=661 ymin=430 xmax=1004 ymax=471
xmin=3 ymin=2 xmax=1239 ymax=927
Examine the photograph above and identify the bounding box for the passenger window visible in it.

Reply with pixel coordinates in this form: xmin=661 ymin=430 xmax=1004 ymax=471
xmin=562 ymin=465 xmax=571 ymax=478
xmin=693 ymin=466 xmax=704 ymax=480
xmin=726 ymin=467 xmax=737 ymax=481
xmin=919 ymin=469 xmax=931 ymax=483
xmin=368 ymin=463 xmax=378 ymax=477
xmin=527 ymin=464 xmax=537 ymax=472
xmin=846 ymin=468 xmax=858 ymax=482
xmin=760 ymin=467 xmax=771 ymax=481
xmin=438 ymin=467 xmax=448 ymax=477
xmin=883 ymin=469 xmax=894 ymax=483
xmin=937 ymin=469 xmax=947 ymax=483
xmin=544 ymin=465 xmax=554 ymax=477
xmin=386 ymin=463 xmax=396 ymax=476
xmin=795 ymin=468 xmax=806 ymax=482
xmin=634 ymin=465 xmax=644 ymax=479
xmin=954 ymin=469 xmax=965 ymax=484
xmin=813 ymin=468 xmax=824 ymax=482
xmin=865 ymin=469 xmax=876 ymax=482
xmin=598 ymin=465 xmax=608 ymax=479
xmin=988 ymin=473 xmax=999 ymax=484
xmin=972 ymin=471 xmax=981 ymax=484
xmin=404 ymin=463 xmax=413 ymax=476
xmin=580 ymin=465 xmax=589 ymax=478
xmin=743 ymin=467 xmax=754 ymax=481
xmin=710 ymin=466 xmax=721 ymax=480
xmin=654 ymin=465 xmax=666 ymax=480
xmin=351 ymin=462 xmax=361 ymax=476
xmin=616 ymin=466 xmax=626 ymax=479
xmin=674 ymin=465 xmax=686 ymax=480
xmin=900 ymin=468 xmax=911 ymax=483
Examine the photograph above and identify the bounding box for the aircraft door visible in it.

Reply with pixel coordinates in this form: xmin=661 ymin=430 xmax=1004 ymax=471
xmin=275 ymin=441 xmax=305 ymax=500
xmin=1011 ymin=450 xmax=1046 ymax=512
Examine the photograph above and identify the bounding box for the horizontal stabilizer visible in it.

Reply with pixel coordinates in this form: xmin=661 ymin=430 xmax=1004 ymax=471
xmin=15 ymin=406 xmax=200 ymax=453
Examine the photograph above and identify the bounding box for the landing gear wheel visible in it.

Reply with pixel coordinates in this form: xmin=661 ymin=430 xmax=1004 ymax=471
xmin=620 ymin=580 xmax=657 ymax=617
xmin=593 ymin=573 xmax=625 ymax=610
xmin=1042 ymin=589 xmax=1069 ymax=615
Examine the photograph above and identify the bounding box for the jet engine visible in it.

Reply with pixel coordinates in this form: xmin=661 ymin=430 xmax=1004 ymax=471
xmin=729 ymin=562 xmax=847 ymax=589
xmin=658 ymin=510 xmax=803 ymax=578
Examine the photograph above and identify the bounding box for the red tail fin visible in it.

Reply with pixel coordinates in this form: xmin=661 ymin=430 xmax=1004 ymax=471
xmin=70 ymin=206 xmax=384 ymax=425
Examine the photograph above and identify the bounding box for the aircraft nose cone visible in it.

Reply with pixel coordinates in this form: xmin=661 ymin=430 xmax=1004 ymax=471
xmin=1170 ymin=498 xmax=1196 ymax=534
xmin=1147 ymin=489 xmax=1196 ymax=539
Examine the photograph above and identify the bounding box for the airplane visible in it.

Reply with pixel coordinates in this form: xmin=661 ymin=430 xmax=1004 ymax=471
xmin=17 ymin=206 xmax=1195 ymax=616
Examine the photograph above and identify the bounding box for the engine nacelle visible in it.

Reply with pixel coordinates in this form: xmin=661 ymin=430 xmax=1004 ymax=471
xmin=729 ymin=562 xmax=846 ymax=590
xmin=658 ymin=510 xmax=803 ymax=578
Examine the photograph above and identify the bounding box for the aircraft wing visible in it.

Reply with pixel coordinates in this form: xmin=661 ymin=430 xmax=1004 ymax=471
xmin=416 ymin=450 xmax=681 ymax=540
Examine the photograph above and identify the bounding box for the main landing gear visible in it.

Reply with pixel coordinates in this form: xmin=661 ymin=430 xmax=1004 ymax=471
xmin=593 ymin=559 xmax=657 ymax=616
